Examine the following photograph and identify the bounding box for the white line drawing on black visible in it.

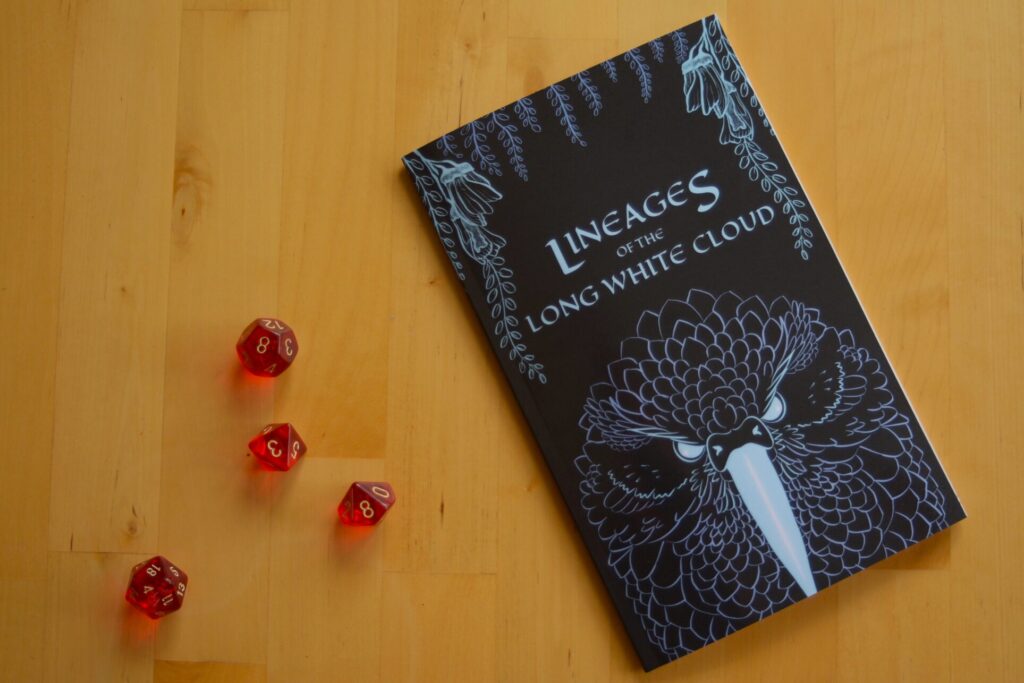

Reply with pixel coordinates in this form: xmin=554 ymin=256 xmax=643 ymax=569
xmin=576 ymin=290 xmax=951 ymax=658
xmin=404 ymin=151 xmax=546 ymax=382
xmin=681 ymin=17 xmax=814 ymax=259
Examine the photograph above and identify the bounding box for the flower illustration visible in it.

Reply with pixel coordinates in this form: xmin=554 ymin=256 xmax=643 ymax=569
xmin=682 ymin=34 xmax=753 ymax=144
xmin=681 ymin=17 xmax=813 ymax=258
xmin=719 ymin=86 xmax=754 ymax=143
xmin=404 ymin=150 xmax=546 ymax=383
xmin=435 ymin=159 xmax=507 ymax=261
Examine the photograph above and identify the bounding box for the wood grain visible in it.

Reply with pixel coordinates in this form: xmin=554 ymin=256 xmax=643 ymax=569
xmin=155 ymin=8 xmax=288 ymax=665
xmin=943 ymin=0 xmax=1024 ymax=680
xmin=277 ymin=0 xmax=395 ymax=461
xmin=264 ymin=458 xmax=386 ymax=681
xmin=387 ymin=0 xmax=508 ymax=577
xmin=47 ymin=0 xmax=181 ymax=557
xmin=1 ymin=0 xmax=1020 ymax=680
xmin=0 ymin=0 xmax=77 ymax=678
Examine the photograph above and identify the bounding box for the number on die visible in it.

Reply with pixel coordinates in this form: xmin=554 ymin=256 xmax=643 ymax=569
xmin=339 ymin=482 xmax=396 ymax=526
xmin=236 ymin=318 xmax=298 ymax=377
xmin=125 ymin=556 xmax=188 ymax=619
xmin=249 ymin=423 xmax=307 ymax=471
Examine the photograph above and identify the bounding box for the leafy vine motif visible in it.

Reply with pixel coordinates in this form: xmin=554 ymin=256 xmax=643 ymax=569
xmin=648 ymin=38 xmax=665 ymax=63
xmin=671 ymin=30 xmax=690 ymax=64
xmin=436 ymin=133 xmax=462 ymax=159
xmin=547 ymin=83 xmax=587 ymax=146
xmin=706 ymin=18 xmax=772 ymax=133
xmin=735 ymin=141 xmax=811 ymax=257
xmin=409 ymin=22 xmax=819 ymax=381
xmin=461 ymin=120 xmax=501 ymax=176
xmin=403 ymin=153 xmax=466 ymax=281
xmin=624 ymin=48 xmax=653 ymax=103
xmin=488 ymin=110 xmax=528 ymax=181
xmin=513 ymin=96 xmax=542 ymax=133
xmin=403 ymin=151 xmax=546 ymax=383
xmin=681 ymin=17 xmax=813 ymax=259
xmin=434 ymin=35 xmax=670 ymax=178
xmin=572 ymin=70 xmax=603 ymax=117
xmin=601 ymin=59 xmax=618 ymax=83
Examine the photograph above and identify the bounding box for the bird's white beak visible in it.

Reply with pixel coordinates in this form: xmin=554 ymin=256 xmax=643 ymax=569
xmin=724 ymin=444 xmax=818 ymax=598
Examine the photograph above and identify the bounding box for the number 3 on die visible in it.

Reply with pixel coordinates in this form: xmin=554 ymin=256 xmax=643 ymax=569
xmin=236 ymin=318 xmax=299 ymax=377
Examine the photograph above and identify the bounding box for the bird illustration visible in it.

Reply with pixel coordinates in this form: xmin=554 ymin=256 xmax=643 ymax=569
xmin=576 ymin=290 xmax=951 ymax=659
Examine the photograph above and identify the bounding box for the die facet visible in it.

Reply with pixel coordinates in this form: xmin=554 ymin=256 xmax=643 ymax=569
xmin=125 ymin=556 xmax=188 ymax=619
xmin=338 ymin=482 xmax=395 ymax=526
xmin=236 ymin=318 xmax=298 ymax=377
xmin=248 ymin=423 xmax=307 ymax=471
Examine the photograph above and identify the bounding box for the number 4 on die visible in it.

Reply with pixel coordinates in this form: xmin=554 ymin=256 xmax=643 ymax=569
xmin=338 ymin=482 xmax=395 ymax=526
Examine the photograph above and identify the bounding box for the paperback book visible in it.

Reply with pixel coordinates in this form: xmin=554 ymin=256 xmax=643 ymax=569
xmin=402 ymin=15 xmax=965 ymax=670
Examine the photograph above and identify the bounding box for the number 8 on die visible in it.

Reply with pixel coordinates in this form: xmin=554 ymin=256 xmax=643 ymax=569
xmin=339 ymin=482 xmax=396 ymax=526
xmin=236 ymin=317 xmax=299 ymax=377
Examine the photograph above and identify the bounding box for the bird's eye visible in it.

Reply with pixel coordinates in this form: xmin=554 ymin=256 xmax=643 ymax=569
xmin=763 ymin=394 xmax=786 ymax=423
xmin=673 ymin=441 xmax=704 ymax=463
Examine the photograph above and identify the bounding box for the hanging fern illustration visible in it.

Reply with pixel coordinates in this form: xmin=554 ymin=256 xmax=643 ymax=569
xmin=671 ymin=31 xmax=689 ymax=64
xmin=483 ymin=257 xmax=546 ymax=382
xmin=706 ymin=19 xmax=771 ymax=132
xmin=513 ymin=96 xmax=542 ymax=133
xmin=461 ymin=120 xmax=502 ymax=176
xmin=681 ymin=17 xmax=813 ymax=259
xmin=404 ymin=150 xmax=546 ymax=383
xmin=735 ymin=140 xmax=812 ymax=258
xmin=648 ymin=38 xmax=665 ymax=63
xmin=546 ymin=83 xmax=587 ymax=146
xmin=601 ymin=59 xmax=618 ymax=83
xmin=487 ymin=110 xmax=528 ymax=181
xmin=624 ymin=48 xmax=652 ymax=103
xmin=436 ymin=133 xmax=462 ymax=159
xmin=572 ymin=70 xmax=603 ymax=117
xmin=406 ymin=21 xmax=822 ymax=391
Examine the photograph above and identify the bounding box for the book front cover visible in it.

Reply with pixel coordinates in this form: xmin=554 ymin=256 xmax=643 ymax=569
xmin=402 ymin=15 xmax=965 ymax=671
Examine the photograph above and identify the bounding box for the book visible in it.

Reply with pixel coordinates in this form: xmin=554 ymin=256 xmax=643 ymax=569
xmin=402 ymin=15 xmax=965 ymax=671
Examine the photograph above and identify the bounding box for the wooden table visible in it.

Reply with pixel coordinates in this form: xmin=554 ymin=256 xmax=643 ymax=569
xmin=1 ymin=1 xmax=1020 ymax=680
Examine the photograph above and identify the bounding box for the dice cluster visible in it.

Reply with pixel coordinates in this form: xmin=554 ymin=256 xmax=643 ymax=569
xmin=125 ymin=318 xmax=395 ymax=619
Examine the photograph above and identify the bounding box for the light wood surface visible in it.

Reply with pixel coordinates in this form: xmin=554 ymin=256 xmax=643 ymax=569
xmin=1 ymin=1 xmax=1021 ymax=681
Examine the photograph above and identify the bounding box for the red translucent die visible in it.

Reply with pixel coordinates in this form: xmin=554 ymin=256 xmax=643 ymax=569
xmin=248 ymin=423 xmax=307 ymax=471
xmin=125 ymin=556 xmax=188 ymax=619
xmin=236 ymin=318 xmax=298 ymax=377
xmin=338 ymin=482 xmax=396 ymax=526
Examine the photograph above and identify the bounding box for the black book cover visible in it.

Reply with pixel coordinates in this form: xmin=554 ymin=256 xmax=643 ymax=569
xmin=402 ymin=15 xmax=965 ymax=671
